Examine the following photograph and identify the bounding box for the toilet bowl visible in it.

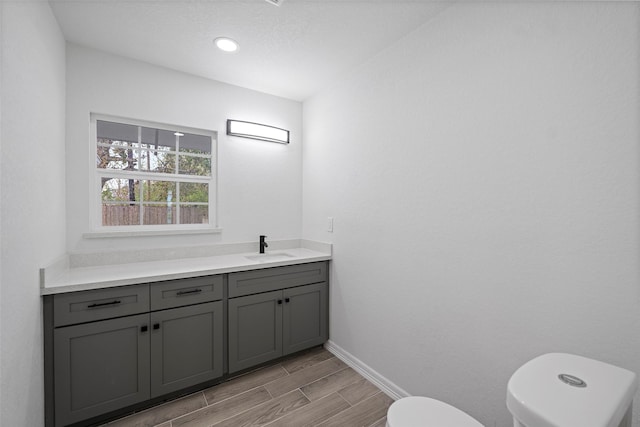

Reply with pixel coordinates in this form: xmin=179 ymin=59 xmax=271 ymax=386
xmin=386 ymin=353 xmax=637 ymax=427
xmin=386 ymin=396 xmax=483 ymax=427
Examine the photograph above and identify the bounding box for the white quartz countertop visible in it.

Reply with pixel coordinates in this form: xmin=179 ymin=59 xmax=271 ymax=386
xmin=41 ymin=242 xmax=331 ymax=295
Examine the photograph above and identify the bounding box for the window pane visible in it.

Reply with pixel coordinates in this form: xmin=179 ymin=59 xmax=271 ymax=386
xmin=140 ymin=180 xmax=176 ymax=203
xmin=101 ymin=178 xmax=140 ymax=226
xmin=139 ymin=128 xmax=177 ymax=173
xmin=138 ymin=181 xmax=177 ymax=225
xmin=180 ymin=182 xmax=208 ymax=203
xmin=97 ymin=141 xmax=138 ymax=170
xmin=102 ymin=204 xmax=141 ymax=226
xmin=101 ymin=178 xmax=139 ymax=202
xmin=179 ymin=133 xmax=211 ymax=155
xmin=136 ymin=143 xmax=176 ymax=174
xmin=180 ymin=205 xmax=208 ymax=225
xmin=141 ymin=127 xmax=177 ymax=150
xmin=97 ymin=120 xmax=138 ymax=143
xmin=178 ymin=155 xmax=211 ymax=176
xmin=142 ymin=204 xmax=176 ymax=225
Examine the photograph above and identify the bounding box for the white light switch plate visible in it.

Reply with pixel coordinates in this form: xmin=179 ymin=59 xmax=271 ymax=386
xmin=327 ymin=217 xmax=334 ymax=232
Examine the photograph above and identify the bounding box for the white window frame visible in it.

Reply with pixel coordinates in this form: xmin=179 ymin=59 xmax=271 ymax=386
xmin=86 ymin=113 xmax=220 ymax=238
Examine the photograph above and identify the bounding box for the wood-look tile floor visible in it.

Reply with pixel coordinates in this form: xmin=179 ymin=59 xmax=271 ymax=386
xmin=101 ymin=347 xmax=393 ymax=427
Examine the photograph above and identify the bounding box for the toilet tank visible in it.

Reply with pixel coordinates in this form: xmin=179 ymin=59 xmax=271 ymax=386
xmin=507 ymin=353 xmax=637 ymax=427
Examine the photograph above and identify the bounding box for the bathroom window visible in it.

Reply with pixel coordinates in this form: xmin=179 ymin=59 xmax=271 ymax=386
xmin=91 ymin=114 xmax=217 ymax=234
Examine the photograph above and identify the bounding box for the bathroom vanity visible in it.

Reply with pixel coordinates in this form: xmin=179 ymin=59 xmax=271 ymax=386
xmin=41 ymin=245 xmax=330 ymax=427
xmin=228 ymin=262 xmax=328 ymax=373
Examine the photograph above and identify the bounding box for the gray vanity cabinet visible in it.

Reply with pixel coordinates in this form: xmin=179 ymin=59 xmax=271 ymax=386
xmin=148 ymin=275 xmax=225 ymax=397
xmin=150 ymin=301 xmax=224 ymax=397
xmin=282 ymin=282 xmax=328 ymax=355
xmin=53 ymin=313 xmax=150 ymax=426
xmin=228 ymin=262 xmax=328 ymax=373
xmin=228 ymin=290 xmax=284 ymax=372
xmin=45 ymin=263 xmax=329 ymax=426
xmin=46 ymin=276 xmax=224 ymax=427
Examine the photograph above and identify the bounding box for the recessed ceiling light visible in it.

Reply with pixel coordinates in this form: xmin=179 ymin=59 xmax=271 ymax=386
xmin=214 ymin=37 xmax=239 ymax=53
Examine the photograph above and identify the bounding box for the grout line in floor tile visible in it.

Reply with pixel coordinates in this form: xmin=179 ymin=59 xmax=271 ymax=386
xmin=214 ymin=387 xmax=279 ymax=424
xmin=298 ymin=386 xmax=312 ymax=402
xmin=102 ymin=391 xmax=205 ymax=427
xmin=367 ymin=415 xmax=386 ymax=427
xmin=265 ymin=386 xmax=275 ymax=400
xmin=204 ymin=366 xmax=285 ymax=406
xmin=296 ymin=365 xmax=351 ymax=394
xmin=261 ymin=368 xmax=291 ymax=393
xmin=336 ymin=391 xmax=354 ymax=408
xmin=213 ymin=363 xmax=287 ymax=397
xmin=171 ymin=386 xmax=272 ymax=427
xmin=282 ymin=353 xmax=337 ymax=375
xmin=173 ymin=404 xmax=241 ymax=427
xmin=319 ymin=390 xmax=387 ymax=427
xmin=261 ymin=392 xmax=349 ymax=427
xmin=207 ymin=389 xmax=304 ymax=427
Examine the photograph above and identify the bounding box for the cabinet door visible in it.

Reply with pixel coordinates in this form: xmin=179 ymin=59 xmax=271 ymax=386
xmin=283 ymin=283 xmax=328 ymax=355
xmin=228 ymin=290 xmax=283 ymax=373
xmin=150 ymin=301 xmax=224 ymax=396
xmin=54 ymin=314 xmax=150 ymax=426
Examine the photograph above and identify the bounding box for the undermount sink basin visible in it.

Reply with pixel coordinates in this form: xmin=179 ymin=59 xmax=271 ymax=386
xmin=245 ymin=252 xmax=295 ymax=262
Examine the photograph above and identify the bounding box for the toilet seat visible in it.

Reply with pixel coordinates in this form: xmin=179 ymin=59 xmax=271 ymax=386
xmin=386 ymin=396 xmax=483 ymax=427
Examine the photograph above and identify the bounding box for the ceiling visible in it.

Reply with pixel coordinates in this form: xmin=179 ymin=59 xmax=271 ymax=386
xmin=49 ymin=0 xmax=452 ymax=101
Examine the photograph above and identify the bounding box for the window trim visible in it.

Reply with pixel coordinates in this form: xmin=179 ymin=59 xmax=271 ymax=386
xmin=88 ymin=113 xmax=220 ymax=236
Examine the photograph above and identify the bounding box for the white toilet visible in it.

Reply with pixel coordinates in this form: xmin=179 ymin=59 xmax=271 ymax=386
xmin=386 ymin=396 xmax=482 ymax=427
xmin=507 ymin=353 xmax=637 ymax=427
xmin=386 ymin=353 xmax=638 ymax=427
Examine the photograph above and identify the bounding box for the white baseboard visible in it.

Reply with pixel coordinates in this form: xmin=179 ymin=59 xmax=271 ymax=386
xmin=324 ymin=340 xmax=410 ymax=401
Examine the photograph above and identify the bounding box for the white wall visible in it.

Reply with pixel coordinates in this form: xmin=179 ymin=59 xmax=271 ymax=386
xmin=0 ymin=1 xmax=67 ymax=425
xmin=66 ymin=45 xmax=302 ymax=253
xmin=303 ymin=2 xmax=640 ymax=426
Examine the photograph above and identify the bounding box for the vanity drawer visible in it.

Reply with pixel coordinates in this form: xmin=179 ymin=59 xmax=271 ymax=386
xmin=53 ymin=284 xmax=149 ymax=327
xmin=228 ymin=262 xmax=327 ymax=298
xmin=150 ymin=275 xmax=223 ymax=310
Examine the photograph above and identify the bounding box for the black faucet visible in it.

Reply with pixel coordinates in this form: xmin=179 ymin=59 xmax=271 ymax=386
xmin=259 ymin=235 xmax=268 ymax=254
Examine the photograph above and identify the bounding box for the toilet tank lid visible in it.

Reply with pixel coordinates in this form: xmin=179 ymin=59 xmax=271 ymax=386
xmin=507 ymin=353 xmax=638 ymax=427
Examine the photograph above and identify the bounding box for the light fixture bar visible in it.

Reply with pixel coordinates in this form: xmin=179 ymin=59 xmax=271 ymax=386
xmin=227 ymin=120 xmax=289 ymax=144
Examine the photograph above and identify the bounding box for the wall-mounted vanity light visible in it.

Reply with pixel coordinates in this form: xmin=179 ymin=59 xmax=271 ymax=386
xmin=226 ymin=120 xmax=290 ymax=144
